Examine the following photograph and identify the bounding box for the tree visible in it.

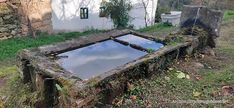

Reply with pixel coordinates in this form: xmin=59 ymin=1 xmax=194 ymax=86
xmin=141 ymin=0 xmax=150 ymax=27
xmin=104 ymin=0 xmax=132 ymax=29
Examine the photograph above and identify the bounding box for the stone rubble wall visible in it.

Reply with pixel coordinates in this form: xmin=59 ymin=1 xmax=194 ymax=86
xmin=0 ymin=0 xmax=53 ymax=40
xmin=0 ymin=1 xmax=20 ymax=39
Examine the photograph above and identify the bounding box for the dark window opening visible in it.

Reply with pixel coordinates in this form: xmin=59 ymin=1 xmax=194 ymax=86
xmin=99 ymin=6 xmax=107 ymax=17
xmin=80 ymin=8 xmax=88 ymax=19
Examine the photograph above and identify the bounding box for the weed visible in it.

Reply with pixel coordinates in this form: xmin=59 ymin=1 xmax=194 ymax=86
xmin=223 ymin=10 xmax=234 ymax=21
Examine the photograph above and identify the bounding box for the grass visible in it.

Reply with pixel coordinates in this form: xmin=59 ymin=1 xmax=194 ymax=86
xmin=112 ymin=10 xmax=234 ymax=107
xmin=115 ymin=54 xmax=234 ymax=107
xmin=0 ymin=69 xmax=35 ymax=108
xmin=223 ymin=10 xmax=234 ymax=21
xmin=0 ymin=66 xmax=17 ymax=78
xmin=0 ymin=29 xmax=103 ymax=60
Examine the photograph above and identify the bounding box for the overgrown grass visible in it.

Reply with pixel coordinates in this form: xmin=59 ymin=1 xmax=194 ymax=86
xmin=116 ymin=62 xmax=234 ymax=107
xmin=0 ymin=66 xmax=16 ymax=78
xmin=0 ymin=29 xmax=103 ymax=60
xmin=0 ymin=66 xmax=35 ymax=108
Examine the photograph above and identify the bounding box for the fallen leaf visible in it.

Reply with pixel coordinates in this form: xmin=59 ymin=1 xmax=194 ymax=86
xmin=112 ymin=97 xmax=123 ymax=106
xmin=165 ymin=76 xmax=170 ymax=81
xmin=210 ymin=91 xmax=219 ymax=97
xmin=186 ymin=75 xmax=190 ymax=79
xmin=127 ymin=82 xmax=134 ymax=91
xmin=116 ymin=99 xmax=123 ymax=106
xmin=146 ymin=103 xmax=152 ymax=108
xmin=55 ymin=84 xmax=63 ymax=91
xmin=193 ymin=91 xmax=201 ymax=97
xmin=195 ymin=76 xmax=202 ymax=80
xmin=222 ymin=86 xmax=234 ymax=96
xmin=176 ymin=72 xmax=186 ymax=79
xmin=208 ymin=66 xmax=212 ymax=69
xmin=130 ymin=95 xmax=137 ymax=101
xmin=169 ymin=68 xmax=174 ymax=71
xmin=199 ymin=54 xmax=205 ymax=59
xmin=176 ymin=70 xmax=182 ymax=73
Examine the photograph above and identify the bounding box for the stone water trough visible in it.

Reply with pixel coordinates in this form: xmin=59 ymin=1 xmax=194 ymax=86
xmin=16 ymin=5 xmax=223 ymax=107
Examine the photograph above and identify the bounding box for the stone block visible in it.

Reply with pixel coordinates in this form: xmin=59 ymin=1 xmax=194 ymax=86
xmin=11 ymin=30 xmax=17 ymax=35
xmin=7 ymin=24 xmax=17 ymax=30
xmin=3 ymin=14 xmax=13 ymax=20
xmin=0 ymin=33 xmax=7 ymax=38
xmin=180 ymin=5 xmax=224 ymax=48
xmin=180 ymin=5 xmax=223 ymax=37
xmin=0 ymin=27 xmax=8 ymax=32
xmin=0 ymin=17 xmax=3 ymax=24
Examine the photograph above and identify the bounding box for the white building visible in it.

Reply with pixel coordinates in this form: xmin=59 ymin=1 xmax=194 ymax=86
xmin=51 ymin=0 xmax=158 ymax=32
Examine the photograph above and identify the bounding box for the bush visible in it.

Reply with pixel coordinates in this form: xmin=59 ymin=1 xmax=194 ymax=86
xmin=104 ymin=0 xmax=132 ymax=28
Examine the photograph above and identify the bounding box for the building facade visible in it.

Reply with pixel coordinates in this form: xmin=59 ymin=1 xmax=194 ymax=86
xmin=51 ymin=0 xmax=158 ymax=32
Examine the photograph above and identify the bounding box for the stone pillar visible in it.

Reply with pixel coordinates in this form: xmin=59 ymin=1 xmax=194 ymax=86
xmin=180 ymin=5 xmax=223 ymax=48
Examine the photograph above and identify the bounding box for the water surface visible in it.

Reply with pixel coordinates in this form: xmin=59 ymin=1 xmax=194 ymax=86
xmin=116 ymin=34 xmax=164 ymax=50
xmin=57 ymin=40 xmax=147 ymax=80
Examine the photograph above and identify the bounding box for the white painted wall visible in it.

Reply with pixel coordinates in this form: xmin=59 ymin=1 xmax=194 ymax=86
xmin=51 ymin=0 xmax=158 ymax=32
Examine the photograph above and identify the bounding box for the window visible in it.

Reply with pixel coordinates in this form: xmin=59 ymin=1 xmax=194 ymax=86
xmin=80 ymin=8 xmax=88 ymax=19
xmin=99 ymin=6 xmax=107 ymax=17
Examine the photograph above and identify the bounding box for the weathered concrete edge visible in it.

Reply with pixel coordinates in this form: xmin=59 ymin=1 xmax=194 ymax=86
xmin=16 ymin=29 xmax=195 ymax=107
xmin=38 ymin=29 xmax=132 ymax=55
xmin=96 ymin=42 xmax=192 ymax=82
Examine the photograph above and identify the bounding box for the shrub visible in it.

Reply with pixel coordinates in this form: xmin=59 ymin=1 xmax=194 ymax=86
xmin=104 ymin=0 xmax=132 ymax=29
